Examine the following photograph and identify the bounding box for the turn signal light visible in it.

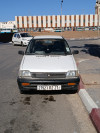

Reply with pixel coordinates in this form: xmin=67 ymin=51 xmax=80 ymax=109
xmin=68 ymin=83 xmax=76 ymax=86
xmin=22 ymin=83 xmax=30 ymax=86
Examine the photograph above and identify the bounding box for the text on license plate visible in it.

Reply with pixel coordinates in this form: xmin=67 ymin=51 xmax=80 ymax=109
xmin=37 ymin=85 xmax=61 ymax=90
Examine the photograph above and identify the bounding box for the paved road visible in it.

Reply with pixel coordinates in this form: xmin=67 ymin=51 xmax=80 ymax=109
xmin=0 ymin=42 xmax=96 ymax=133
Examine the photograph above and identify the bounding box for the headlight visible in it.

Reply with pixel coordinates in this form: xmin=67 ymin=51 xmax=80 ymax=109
xmin=66 ymin=70 xmax=79 ymax=77
xmin=19 ymin=70 xmax=31 ymax=77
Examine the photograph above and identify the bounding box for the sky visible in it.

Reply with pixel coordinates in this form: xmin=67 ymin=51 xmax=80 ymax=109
xmin=0 ymin=0 xmax=96 ymax=22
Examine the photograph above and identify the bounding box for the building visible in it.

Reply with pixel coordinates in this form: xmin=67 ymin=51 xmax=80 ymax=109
xmin=15 ymin=1 xmax=100 ymax=32
xmin=15 ymin=14 xmax=100 ymax=32
xmin=0 ymin=21 xmax=16 ymax=29
xmin=95 ymin=0 xmax=100 ymax=14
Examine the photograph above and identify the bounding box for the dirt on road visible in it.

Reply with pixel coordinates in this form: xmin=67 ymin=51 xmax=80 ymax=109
xmin=29 ymin=31 xmax=100 ymax=39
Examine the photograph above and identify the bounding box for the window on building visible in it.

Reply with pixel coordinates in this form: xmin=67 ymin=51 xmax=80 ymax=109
xmin=41 ymin=20 xmax=43 ymax=24
xmin=65 ymin=20 xmax=67 ymax=23
xmin=69 ymin=20 xmax=71 ymax=23
xmin=22 ymin=28 xmax=25 ymax=31
xmin=26 ymin=28 xmax=30 ymax=31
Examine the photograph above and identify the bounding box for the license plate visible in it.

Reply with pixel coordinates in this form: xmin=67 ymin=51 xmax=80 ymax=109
xmin=37 ymin=85 xmax=61 ymax=90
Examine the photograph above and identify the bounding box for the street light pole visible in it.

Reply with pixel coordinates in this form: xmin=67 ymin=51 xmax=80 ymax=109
xmin=61 ymin=0 xmax=63 ymax=15
xmin=61 ymin=0 xmax=63 ymax=36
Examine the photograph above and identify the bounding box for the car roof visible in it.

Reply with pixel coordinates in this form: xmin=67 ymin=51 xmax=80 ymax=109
xmin=34 ymin=35 xmax=63 ymax=39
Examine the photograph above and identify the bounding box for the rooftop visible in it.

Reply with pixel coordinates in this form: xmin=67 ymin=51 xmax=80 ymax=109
xmin=34 ymin=35 xmax=63 ymax=39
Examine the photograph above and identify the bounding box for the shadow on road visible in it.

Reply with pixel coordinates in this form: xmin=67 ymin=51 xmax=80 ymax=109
xmin=82 ymin=44 xmax=100 ymax=58
xmin=20 ymin=90 xmax=77 ymax=95
xmin=71 ymin=44 xmax=100 ymax=58
xmin=0 ymin=42 xmax=11 ymax=45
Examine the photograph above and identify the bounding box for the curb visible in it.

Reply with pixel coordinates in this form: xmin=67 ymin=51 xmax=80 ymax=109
xmin=78 ymin=77 xmax=100 ymax=133
xmin=0 ymin=37 xmax=100 ymax=43
xmin=90 ymin=108 xmax=100 ymax=133
xmin=66 ymin=37 xmax=100 ymax=41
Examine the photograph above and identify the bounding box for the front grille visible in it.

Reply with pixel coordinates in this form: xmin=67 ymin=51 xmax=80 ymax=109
xmin=31 ymin=73 xmax=66 ymax=79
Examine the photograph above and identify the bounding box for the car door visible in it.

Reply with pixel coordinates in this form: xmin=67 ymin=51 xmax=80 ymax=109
xmin=16 ymin=34 xmax=21 ymax=45
xmin=12 ymin=33 xmax=17 ymax=44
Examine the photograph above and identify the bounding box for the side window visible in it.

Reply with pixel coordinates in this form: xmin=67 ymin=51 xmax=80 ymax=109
xmin=17 ymin=34 xmax=20 ymax=38
xmin=14 ymin=34 xmax=17 ymax=37
xmin=65 ymin=41 xmax=71 ymax=53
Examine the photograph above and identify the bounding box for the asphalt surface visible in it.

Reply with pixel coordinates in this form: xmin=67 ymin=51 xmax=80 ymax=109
xmin=0 ymin=42 xmax=97 ymax=133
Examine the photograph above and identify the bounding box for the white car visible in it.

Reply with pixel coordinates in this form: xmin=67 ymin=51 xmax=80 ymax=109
xmin=17 ymin=35 xmax=80 ymax=93
xmin=12 ymin=32 xmax=33 ymax=46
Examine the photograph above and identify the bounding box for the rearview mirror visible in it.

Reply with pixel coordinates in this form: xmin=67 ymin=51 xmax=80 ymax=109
xmin=72 ymin=50 xmax=79 ymax=54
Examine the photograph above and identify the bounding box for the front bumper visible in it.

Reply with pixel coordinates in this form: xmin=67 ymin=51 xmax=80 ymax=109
xmin=17 ymin=77 xmax=80 ymax=91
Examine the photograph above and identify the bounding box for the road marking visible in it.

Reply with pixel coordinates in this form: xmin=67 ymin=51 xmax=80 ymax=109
xmin=78 ymin=59 xmax=90 ymax=63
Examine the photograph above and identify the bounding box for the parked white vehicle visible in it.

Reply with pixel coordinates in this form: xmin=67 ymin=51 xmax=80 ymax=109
xmin=12 ymin=32 xmax=33 ymax=46
xmin=17 ymin=35 xmax=80 ymax=94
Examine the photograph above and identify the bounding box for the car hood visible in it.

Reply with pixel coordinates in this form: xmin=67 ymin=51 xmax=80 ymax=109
xmin=22 ymin=37 xmax=33 ymax=41
xmin=20 ymin=55 xmax=77 ymax=72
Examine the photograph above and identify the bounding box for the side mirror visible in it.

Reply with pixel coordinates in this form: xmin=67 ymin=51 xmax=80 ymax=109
xmin=72 ymin=50 xmax=79 ymax=54
xmin=18 ymin=51 xmax=24 ymax=55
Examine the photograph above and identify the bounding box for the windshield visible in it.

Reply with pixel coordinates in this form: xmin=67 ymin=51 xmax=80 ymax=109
xmin=20 ymin=33 xmax=32 ymax=37
xmin=25 ymin=39 xmax=71 ymax=55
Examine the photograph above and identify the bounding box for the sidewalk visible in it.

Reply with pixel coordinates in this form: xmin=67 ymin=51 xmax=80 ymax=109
xmin=79 ymin=58 xmax=100 ymax=108
xmin=78 ymin=58 xmax=100 ymax=132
